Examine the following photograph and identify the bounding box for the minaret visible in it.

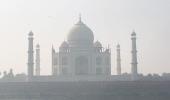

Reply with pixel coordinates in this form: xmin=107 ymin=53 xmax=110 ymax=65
xmin=52 ymin=45 xmax=56 ymax=75
xmin=131 ymin=31 xmax=138 ymax=80
xmin=28 ymin=31 xmax=34 ymax=79
xmin=116 ymin=44 xmax=121 ymax=75
xmin=35 ymin=44 xmax=40 ymax=76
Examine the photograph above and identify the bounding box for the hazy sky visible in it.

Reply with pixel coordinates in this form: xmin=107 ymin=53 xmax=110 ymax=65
xmin=0 ymin=0 xmax=169 ymax=75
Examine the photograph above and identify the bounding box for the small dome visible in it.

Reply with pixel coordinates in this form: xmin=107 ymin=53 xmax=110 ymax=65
xmin=60 ymin=41 xmax=69 ymax=48
xmin=94 ymin=41 xmax=102 ymax=47
xmin=131 ymin=31 xmax=136 ymax=36
xmin=28 ymin=31 xmax=34 ymax=36
xmin=67 ymin=18 xmax=94 ymax=46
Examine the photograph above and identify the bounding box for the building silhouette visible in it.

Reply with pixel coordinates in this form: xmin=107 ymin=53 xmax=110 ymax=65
xmin=23 ymin=16 xmax=142 ymax=81
xmin=27 ymin=31 xmax=34 ymax=80
xmin=35 ymin=44 xmax=40 ymax=76
xmin=52 ymin=17 xmax=111 ymax=76
xmin=116 ymin=44 xmax=121 ymax=75
xmin=131 ymin=31 xmax=138 ymax=80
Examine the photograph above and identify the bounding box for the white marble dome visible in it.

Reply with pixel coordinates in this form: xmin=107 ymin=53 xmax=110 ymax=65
xmin=67 ymin=19 xmax=94 ymax=46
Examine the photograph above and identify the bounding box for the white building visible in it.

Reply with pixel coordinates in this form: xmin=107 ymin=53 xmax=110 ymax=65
xmin=52 ymin=17 xmax=111 ymax=76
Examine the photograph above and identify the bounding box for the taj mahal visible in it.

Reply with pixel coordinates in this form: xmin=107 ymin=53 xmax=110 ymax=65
xmin=26 ymin=16 xmax=138 ymax=81
xmin=52 ymin=17 xmax=111 ymax=76
xmin=1 ymin=16 xmax=170 ymax=100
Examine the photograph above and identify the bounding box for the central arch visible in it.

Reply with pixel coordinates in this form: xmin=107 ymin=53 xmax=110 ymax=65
xmin=75 ymin=56 xmax=88 ymax=75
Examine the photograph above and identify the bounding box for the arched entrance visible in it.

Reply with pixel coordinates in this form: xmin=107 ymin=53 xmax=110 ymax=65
xmin=75 ymin=56 xmax=88 ymax=75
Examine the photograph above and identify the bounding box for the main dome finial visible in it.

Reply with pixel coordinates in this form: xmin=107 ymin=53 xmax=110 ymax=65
xmin=67 ymin=15 xmax=94 ymax=46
